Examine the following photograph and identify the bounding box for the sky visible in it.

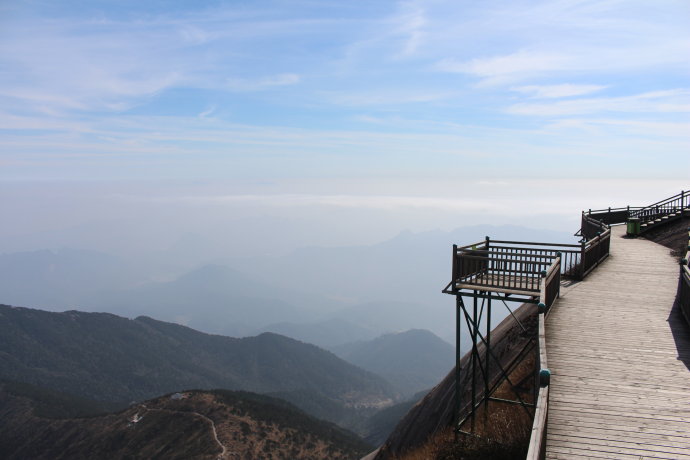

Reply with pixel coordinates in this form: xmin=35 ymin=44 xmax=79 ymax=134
xmin=1 ymin=0 xmax=689 ymax=255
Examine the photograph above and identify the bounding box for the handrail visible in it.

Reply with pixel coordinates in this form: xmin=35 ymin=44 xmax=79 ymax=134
xmin=525 ymin=258 xmax=559 ymax=460
xmin=587 ymin=206 xmax=643 ymax=214
xmin=582 ymin=190 xmax=689 ymax=237
xmin=580 ymin=228 xmax=611 ymax=278
xmin=490 ymin=239 xmax=581 ymax=248
xmin=526 ymin=314 xmax=549 ymax=460
xmin=627 ymin=191 xmax=689 ymax=235
xmin=630 ymin=190 xmax=687 ymax=215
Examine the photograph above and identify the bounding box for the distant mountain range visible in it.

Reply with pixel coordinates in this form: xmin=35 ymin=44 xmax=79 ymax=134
xmin=227 ymin=224 xmax=575 ymax=307
xmin=0 ymin=382 xmax=372 ymax=460
xmin=332 ymin=329 xmax=454 ymax=398
xmin=0 ymin=305 xmax=396 ymax=428
xmin=88 ymin=264 xmax=321 ymax=338
xmin=0 ymin=224 xmax=574 ymax=343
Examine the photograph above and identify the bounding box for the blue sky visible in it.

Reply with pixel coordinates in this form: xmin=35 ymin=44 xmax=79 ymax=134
xmin=1 ymin=0 xmax=689 ymax=251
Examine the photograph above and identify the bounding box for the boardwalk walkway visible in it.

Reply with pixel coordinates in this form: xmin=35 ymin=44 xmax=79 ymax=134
xmin=545 ymin=226 xmax=690 ymax=459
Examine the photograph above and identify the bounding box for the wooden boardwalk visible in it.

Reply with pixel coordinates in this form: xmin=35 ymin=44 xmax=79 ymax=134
xmin=545 ymin=225 xmax=690 ymax=459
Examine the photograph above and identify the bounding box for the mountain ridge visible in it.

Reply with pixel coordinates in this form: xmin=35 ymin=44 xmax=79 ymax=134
xmin=0 ymin=383 xmax=372 ymax=460
xmin=0 ymin=304 xmax=397 ymax=428
xmin=332 ymin=329 xmax=454 ymax=398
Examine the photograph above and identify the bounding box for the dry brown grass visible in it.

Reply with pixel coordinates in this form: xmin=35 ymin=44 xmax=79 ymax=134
xmin=389 ymin=429 xmax=456 ymax=460
xmin=395 ymin=356 xmax=535 ymax=460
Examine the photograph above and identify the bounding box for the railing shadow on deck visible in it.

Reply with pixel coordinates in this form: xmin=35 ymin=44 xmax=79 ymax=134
xmin=668 ymin=298 xmax=690 ymax=372
xmin=671 ymin=227 xmax=690 ymax=371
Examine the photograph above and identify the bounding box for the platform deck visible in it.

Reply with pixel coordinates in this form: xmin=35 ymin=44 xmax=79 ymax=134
xmin=545 ymin=225 xmax=690 ymax=459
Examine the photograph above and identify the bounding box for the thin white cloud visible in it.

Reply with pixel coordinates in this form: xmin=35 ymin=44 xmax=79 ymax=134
xmin=321 ymin=89 xmax=455 ymax=106
xmin=390 ymin=1 xmax=427 ymax=57
xmin=225 ymin=73 xmax=301 ymax=91
xmin=512 ymin=84 xmax=607 ymax=99
xmin=545 ymin=118 xmax=690 ymax=140
xmin=507 ymin=89 xmax=690 ymax=116
xmin=171 ymin=192 xmax=558 ymax=216
xmin=437 ymin=50 xmax=570 ymax=80
xmin=198 ymin=106 xmax=217 ymax=118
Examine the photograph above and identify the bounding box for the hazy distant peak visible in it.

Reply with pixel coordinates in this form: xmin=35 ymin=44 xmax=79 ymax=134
xmin=174 ymin=263 xmax=246 ymax=283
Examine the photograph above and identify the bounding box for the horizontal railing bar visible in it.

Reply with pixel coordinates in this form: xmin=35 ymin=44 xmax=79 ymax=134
xmin=458 ymin=269 xmax=547 ymax=277
xmin=459 ymin=280 xmax=541 ymax=289
xmin=455 ymin=241 xmax=489 ymax=250
xmin=458 ymin=247 xmax=562 ymax=254
xmin=458 ymin=248 xmax=561 ymax=256
xmin=545 ymin=257 xmax=560 ymax=277
xmin=457 ymin=250 xmax=559 ymax=259
xmin=457 ymin=255 xmax=555 ymax=265
xmin=634 ymin=191 xmax=685 ymax=209
xmin=587 ymin=207 xmax=642 ymax=213
xmin=454 ymin=282 xmax=541 ymax=294
xmin=490 ymin=240 xmax=582 ymax=248
xmin=491 ymin=247 xmax=580 ymax=256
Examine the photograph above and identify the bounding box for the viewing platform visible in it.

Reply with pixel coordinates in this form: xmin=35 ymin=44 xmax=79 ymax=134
xmin=442 ymin=190 xmax=690 ymax=459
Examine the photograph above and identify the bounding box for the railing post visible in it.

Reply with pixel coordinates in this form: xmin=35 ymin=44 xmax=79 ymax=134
xmin=556 ymin=252 xmax=562 ymax=298
xmin=594 ymin=231 xmax=601 ymax=267
xmin=485 ymin=236 xmax=491 ymax=275
xmin=580 ymin=240 xmax=586 ymax=279
xmin=452 ymin=244 xmax=458 ymax=291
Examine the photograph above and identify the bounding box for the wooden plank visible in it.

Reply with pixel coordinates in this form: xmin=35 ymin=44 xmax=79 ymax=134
xmin=548 ymin=432 xmax=690 ymax=457
xmin=547 ymin=445 xmax=650 ymax=460
xmin=547 ymin=419 xmax=690 ymax=444
xmin=547 ymin=440 xmax=690 ymax=460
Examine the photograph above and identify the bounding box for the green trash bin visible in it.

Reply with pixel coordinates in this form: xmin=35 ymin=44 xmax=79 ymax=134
xmin=627 ymin=217 xmax=641 ymax=236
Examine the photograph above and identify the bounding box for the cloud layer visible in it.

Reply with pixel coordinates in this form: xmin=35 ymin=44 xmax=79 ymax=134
xmin=1 ymin=0 xmax=688 ymax=184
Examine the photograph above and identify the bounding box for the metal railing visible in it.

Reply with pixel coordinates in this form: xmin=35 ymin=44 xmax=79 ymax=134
xmin=580 ymin=228 xmax=611 ymax=278
xmin=581 ymin=190 xmax=689 ymax=237
xmin=581 ymin=212 xmax=611 ymax=239
xmin=491 ymin=240 xmax=581 ymax=279
xmin=453 ymin=247 xmax=557 ymax=294
xmin=629 ymin=190 xmax=690 ymax=232
xmin=541 ymin=259 xmax=561 ymax=309
xmin=631 ymin=190 xmax=689 ymax=219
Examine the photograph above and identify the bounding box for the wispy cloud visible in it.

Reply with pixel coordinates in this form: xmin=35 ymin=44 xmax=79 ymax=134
xmin=321 ymin=89 xmax=455 ymax=106
xmin=389 ymin=1 xmax=427 ymax=57
xmin=507 ymin=89 xmax=690 ymax=116
xmin=198 ymin=106 xmax=217 ymax=118
xmin=226 ymin=73 xmax=301 ymax=91
xmin=512 ymin=84 xmax=607 ymax=99
xmin=436 ymin=50 xmax=571 ymax=85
